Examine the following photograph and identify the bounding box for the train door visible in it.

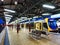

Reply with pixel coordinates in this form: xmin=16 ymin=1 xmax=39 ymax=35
xmin=35 ymin=22 xmax=42 ymax=31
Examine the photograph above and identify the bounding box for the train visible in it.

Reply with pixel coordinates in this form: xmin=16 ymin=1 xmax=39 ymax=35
xmin=21 ymin=17 xmax=60 ymax=33
xmin=8 ymin=13 xmax=60 ymax=39
xmin=19 ymin=14 xmax=60 ymax=39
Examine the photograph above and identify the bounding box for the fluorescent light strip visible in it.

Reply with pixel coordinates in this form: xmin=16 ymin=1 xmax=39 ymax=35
xmin=51 ymin=14 xmax=60 ymax=18
xmin=15 ymin=1 xmax=18 ymax=5
xmin=4 ymin=9 xmax=15 ymax=13
xmin=33 ymin=16 xmax=38 ymax=18
xmin=5 ymin=15 xmax=13 ymax=17
xmin=43 ymin=4 xmax=55 ymax=9
xmin=42 ymin=13 xmax=51 ymax=15
xmin=1 ymin=0 xmax=4 ymax=1
xmin=4 ymin=12 xmax=13 ymax=17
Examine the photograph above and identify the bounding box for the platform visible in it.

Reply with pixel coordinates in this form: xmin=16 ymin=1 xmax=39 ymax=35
xmin=6 ymin=26 xmax=59 ymax=45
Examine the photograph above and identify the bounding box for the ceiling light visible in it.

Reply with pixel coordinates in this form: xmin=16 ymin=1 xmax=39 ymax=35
xmin=51 ymin=14 xmax=60 ymax=18
xmin=1 ymin=0 xmax=4 ymax=1
xmin=5 ymin=15 xmax=13 ymax=17
xmin=4 ymin=9 xmax=15 ymax=13
xmin=42 ymin=13 xmax=51 ymax=15
xmin=15 ymin=1 xmax=17 ymax=5
xmin=43 ymin=4 xmax=55 ymax=9
xmin=33 ymin=16 xmax=38 ymax=18
xmin=21 ymin=17 xmax=27 ymax=20
xmin=4 ymin=12 xmax=13 ymax=17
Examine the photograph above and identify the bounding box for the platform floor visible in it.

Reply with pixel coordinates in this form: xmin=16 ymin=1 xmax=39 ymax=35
xmin=7 ymin=27 xmax=58 ymax=45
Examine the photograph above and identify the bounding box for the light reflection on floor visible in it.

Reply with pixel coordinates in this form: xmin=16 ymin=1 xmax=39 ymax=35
xmin=7 ymin=27 xmax=58 ymax=45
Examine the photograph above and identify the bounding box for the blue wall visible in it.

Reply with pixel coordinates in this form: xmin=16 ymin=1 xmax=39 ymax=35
xmin=0 ymin=18 xmax=5 ymax=33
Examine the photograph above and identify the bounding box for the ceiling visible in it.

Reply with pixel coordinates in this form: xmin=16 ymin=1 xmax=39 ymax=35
xmin=0 ymin=0 xmax=60 ymax=23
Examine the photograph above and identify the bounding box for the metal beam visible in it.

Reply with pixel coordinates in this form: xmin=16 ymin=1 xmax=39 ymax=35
xmin=19 ymin=0 xmax=46 ymax=17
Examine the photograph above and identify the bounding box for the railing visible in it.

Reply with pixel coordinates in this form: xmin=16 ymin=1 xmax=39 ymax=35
xmin=4 ymin=27 xmax=10 ymax=45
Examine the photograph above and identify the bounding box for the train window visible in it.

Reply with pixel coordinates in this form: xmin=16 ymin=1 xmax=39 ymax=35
xmin=43 ymin=23 xmax=48 ymax=29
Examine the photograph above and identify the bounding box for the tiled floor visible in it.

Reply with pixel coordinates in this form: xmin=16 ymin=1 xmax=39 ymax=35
xmin=8 ymin=27 xmax=58 ymax=45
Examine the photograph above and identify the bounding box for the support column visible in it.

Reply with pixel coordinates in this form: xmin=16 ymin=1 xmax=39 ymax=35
xmin=17 ymin=24 xmax=20 ymax=34
xmin=11 ymin=24 xmax=13 ymax=31
xmin=24 ymin=23 xmax=26 ymax=29
xmin=24 ymin=23 xmax=26 ymax=31
xmin=20 ymin=24 xmax=21 ymax=29
xmin=20 ymin=24 xmax=22 ymax=29
xmin=29 ymin=23 xmax=31 ymax=32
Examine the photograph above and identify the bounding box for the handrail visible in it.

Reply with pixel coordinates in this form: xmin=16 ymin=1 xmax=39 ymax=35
xmin=4 ymin=27 xmax=10 ymax=45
